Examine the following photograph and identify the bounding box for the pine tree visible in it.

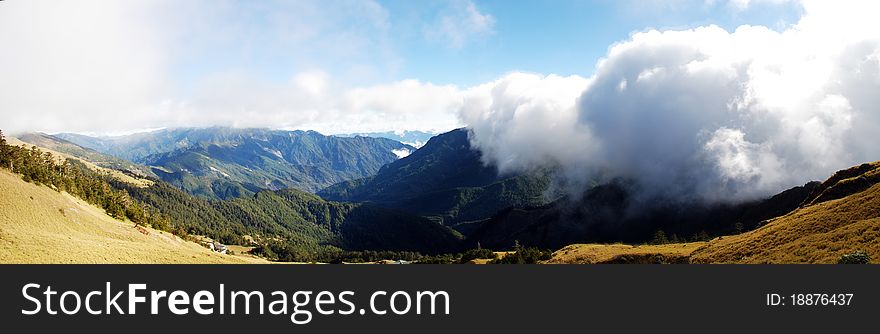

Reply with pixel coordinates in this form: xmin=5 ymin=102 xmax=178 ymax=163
xmin=0 ymin=129 xmax=8 ymax=170
xmin=652 ymin=230 xmax=668 ymax=244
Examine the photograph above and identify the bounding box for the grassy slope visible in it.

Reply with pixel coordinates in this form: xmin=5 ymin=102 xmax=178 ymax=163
xmin=690 ymin=169 xmax=880 ymax=264
xmin=0 ymin=170 xmax=265 ymax=264
xmin=550 ymin=161 xmax=880 ymax=264
xmin=548 ymin=243 xmax=707 ymax=264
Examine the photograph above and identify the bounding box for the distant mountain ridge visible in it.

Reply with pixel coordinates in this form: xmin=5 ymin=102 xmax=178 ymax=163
xmin=336 ymin=130 xmax=438 ymax=148
xmin=57 ymin=127 xmax=414 ymax=199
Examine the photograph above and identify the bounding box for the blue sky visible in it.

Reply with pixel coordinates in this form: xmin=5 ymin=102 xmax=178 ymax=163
xmin=0 ymin=0 xmax=809 ymax=135
xmin=388 ymin=0 xmax=803 ymax=86
xmin=168 ymin=0 xmax=805 ymax=88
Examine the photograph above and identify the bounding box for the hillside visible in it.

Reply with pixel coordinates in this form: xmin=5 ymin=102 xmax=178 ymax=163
xmin=115 ymin=181 xmax=463 ymax=258
xmin=548 ymin=161 xmax=880 ymax=264
xmin=319 ymin=128 xmax=556 ymax=224
xmin=57 ymin=127 xmax=414 ymax=199
xmin=11 ymin=134 xmax=155 ymax=188
xmin=690 ymin=162 xmax=880 ymax=263
xmin=16 ymin=132 xmax=157 ymax=180
xmin=0 ymin=170 xmax=264 ymax=264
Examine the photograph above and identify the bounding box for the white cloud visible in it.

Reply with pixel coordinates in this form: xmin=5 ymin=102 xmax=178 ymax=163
xmin=0 ymin=0 xmax=404 ymax=135
xmin=460 ymin=73 xmax=593 ymax=178
xmin=294 ymin=70 xmax=329 ymax=96
xmin=425 ymin=0 xmax=496 ymax=49
xmin=391 ymin=148 xmax=412 ymax=159
xmin=725 ymin=0 xmax=797 ymax=10
xmin=463 ymin=0 xmax=880 ymax=202
xmin=0 ymin=0 xmax=170 ymax=134
xmin=337 ymin=80 xmax=464 ymax=133
xmin=148 ymin=72 xmax=466 ymax=135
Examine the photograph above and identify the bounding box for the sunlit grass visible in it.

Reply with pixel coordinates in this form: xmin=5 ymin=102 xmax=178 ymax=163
xmin=0 ymin=170 xmax=264 ymax=264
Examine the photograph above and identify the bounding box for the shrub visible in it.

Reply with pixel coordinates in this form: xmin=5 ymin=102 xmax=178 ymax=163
xmin=838 ymin=251 xmax=871 ymax=264
xmin=416 ymin=254 xmax=457 ymax=264
xmin=491 ymin=246 xmax=553 ymax=264
xmin=459 ymin=248 xmax=497 ymax=263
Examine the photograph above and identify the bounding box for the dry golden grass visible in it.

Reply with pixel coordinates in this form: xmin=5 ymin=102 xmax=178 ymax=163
xmin=548 ymin=242 xmax=707 ymax=264
xmin=468 ymin=259 xmax=492 ymax=264
xmin=550 ymin=161 xmax=880 ymax=264
xmin=6 ymin=136 xmax=153 ymax=187
xmin=0 ymin=170 xmax=265 ymax=264
xmin=691 ymin=182 xmax=880 ymax=264
xmin=465 ymin=252 xmax=511 ymax=264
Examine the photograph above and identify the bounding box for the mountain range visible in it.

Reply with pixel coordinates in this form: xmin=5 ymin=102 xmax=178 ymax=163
xmin=55 ymin=128 xmax=414 ymax=199
xmin=6 ymin=126 xmax=878 ymax=263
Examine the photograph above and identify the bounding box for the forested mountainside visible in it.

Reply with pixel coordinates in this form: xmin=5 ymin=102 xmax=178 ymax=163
xmin=319 ymin=129 xmax=557 ymax=225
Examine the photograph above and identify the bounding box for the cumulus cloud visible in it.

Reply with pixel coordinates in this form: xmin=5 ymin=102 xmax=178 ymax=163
xmin=459 ymin=73 xmax=593 ymax=177
xmin=463 ymin=0 xmax=880 ymax=202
